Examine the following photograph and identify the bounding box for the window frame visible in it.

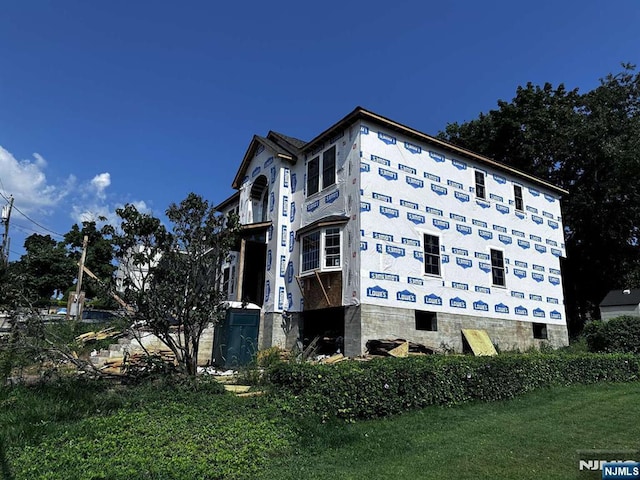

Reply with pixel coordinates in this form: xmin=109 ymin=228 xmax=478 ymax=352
xmin=532 ymin=322 xmax=548 ymax=339
xmin=415 ymin=310 xmax=438 ymax=331
xmin=513 ymin=184 xmax=524 ymax=211
xmin=475 ymin=170 xmax=486 ymax=199
xmin=322 ymin=146 xmax=336 ymax=189
xmin=300 ymin=227 xmax=342 ymax=274
xmin=490 ymin=248 xmax=506 ymax=287
xmin=306 ymin=156 xmax=320 ymax=196
xmin=306 ymin=145 xmax=337 ymax=197
xmin=423 ymin=233 xmax=441 ymax=277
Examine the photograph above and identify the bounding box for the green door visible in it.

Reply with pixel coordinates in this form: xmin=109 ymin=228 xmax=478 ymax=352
xmin=213 ymin=309 xmax=260 ymax=368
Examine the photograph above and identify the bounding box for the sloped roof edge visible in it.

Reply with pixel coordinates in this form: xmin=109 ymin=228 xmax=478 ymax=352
xmin=599 ymin=289 xmax=640 ymax=307
xmin=231 ymin=135 xmax=297 ymax=189
xmin=301 ymin=107 xmax=568 ymax=196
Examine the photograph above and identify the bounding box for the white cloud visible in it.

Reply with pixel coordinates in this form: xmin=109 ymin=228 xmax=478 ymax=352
xmin=0 ymin=145 xmax=73 ymax=213
xmin=90 ymin=173 xmax=111 ymax=199
xmin=70 ymin=198 xmax=153 ymax=228
xmin=0 ymin=144 xmax=153 ymax=246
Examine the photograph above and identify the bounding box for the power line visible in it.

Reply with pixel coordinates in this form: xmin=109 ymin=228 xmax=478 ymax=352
xmin=10 ymin=202 xmax=64 ymax=238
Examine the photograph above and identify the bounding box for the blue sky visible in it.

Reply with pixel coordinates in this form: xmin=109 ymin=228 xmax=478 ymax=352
xmin=1 ymin=1 xmax=638 ymax=260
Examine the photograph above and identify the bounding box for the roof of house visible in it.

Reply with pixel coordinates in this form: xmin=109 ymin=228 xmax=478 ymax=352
xmin=599 ymin=289 xmax=640 ymax=307
xmin=230 ymin=106 xmax=569 ymax=196
xmin=268 ymin=131 xmax=307 ymax=150
xmin=214 ymin=191 xmax=240 ymax=212
xmin=231 ymin=134 xmax=301 ymax=189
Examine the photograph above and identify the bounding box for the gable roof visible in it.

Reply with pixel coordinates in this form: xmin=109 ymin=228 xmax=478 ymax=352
xmin=600 ymin=289 xmax=640 ymax=307
xmin=230 ymin=107 xmax=568 ymax=196
xmin=268 ymin=131 xmax=307 ymax=150
xmin=232 ymin=135 xmax=300 ymax=189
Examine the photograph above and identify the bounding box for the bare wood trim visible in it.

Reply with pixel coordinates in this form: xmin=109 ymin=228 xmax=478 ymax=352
xmin=314 ymin=270 xmax=331 ymax=307
xmin=294 ymin=275 xmax=307 ymax=304
xmin=236 ymin=238 xmax=246 ymax=301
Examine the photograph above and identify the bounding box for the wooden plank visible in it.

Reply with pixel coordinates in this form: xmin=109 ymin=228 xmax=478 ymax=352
xmin=314 ymin=271 xmax=331 ymax=306
xmin=388 ymin=341 xmax=409 ymax=358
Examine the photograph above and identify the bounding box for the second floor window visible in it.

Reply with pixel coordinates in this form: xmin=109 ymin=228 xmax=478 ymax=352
xmin=475 ymin=171 xmax=486 ymax=199
xmin=514 ymin=184 xmax=524 ymax=211
xmin=306 ymin=145 xmax=336 ymax=196
xmin=491 ymin=249 xmax=505 ymax=287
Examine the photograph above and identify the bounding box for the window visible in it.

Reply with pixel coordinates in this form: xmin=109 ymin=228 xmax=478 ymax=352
xmin=475 ymin=170 xmax=486 ymax=199
xmin=415 ymin=310 xmax=437 ymax=331
xmin=533 ymin=323 xmax=548 ymax=339
xmin=306 ymin=146 xmax=336 ymax=196
xmin=307 ymin=157 xmax=320 ymax=196
xmin=490 ymin=249 xmax=505 ymax=287
xmin=514 ymin=184 xmax=524 ymax=211
xmin=301 ymin=231 xmax=320 ymax=272
xmin=301 ymin=227 xmax=342 ymax=273
xmin=423 ymin=234 xmax=441 ymax=276
xmin=322 ymin=146 xmax=336 ymax=189
xmin=324 ymin=227 xmax=340 ymax=267
xmin=222 ymin=267 xmax=230 ymax=298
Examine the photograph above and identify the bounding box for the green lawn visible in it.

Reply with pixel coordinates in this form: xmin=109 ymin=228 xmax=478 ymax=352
xmin=2 ymin=379 xmax=639 ymax=479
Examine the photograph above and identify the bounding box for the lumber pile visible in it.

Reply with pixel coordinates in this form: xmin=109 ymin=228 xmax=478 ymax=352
xmin=365 ymin=339 xmax=435 ymax=357
xmin=76 ymin=328 xmax=121 ymax=344
xmin=99 ymin=349 xmax=176 ymax=375
xmin=319 ymin=353 xmax=347 ymax=364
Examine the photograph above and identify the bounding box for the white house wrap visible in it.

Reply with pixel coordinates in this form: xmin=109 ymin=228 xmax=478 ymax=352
xmin=217 ymin=108 xmax=569 ymax=356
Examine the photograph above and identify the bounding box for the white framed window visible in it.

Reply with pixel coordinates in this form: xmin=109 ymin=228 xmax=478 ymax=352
xmin=490 ymin=248 xmax=505 ymax=287
xmin=300 ymin=227 xmax=342 ymax=273
xmin=306 ymin=145 xmax=336 ymax=197
xmin=475 ymin=170 xmax=486 ymax=199
xmin=514 ymin=184 xmax=524 ymax=211
xmin=423 ymin=233 xmax=441 ymax=276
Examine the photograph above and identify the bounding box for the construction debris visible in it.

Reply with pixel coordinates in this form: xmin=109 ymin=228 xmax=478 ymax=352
xmin=388 ymin=341 xmax=409 ymax=358
xmin=98 ymin=349 xmax=176 ymax=375
xmin=366 ymin=339 xmax=435 ymax=357
xmin=75 ymin=328 xmax=122 ymax=344
xmin=319 ymin=353 xmax=347 ymax=364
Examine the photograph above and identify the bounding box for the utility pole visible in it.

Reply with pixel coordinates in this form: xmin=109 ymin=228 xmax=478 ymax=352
xmin=1 ymin=195 xmax=14 ymax=267
xmin=69 ymin=235 xmax=88 ymax=321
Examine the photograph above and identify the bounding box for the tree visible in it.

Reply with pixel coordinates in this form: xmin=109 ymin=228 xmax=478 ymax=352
xmin=114 ymin=193 xmax=239 ymax=376
xmin=11 ymin=234 xmax=75 ymax=305
xmin=439 ymin=64 xmax=640 ymax=334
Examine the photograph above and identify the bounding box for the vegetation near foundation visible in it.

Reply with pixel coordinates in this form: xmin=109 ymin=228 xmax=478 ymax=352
xmin=1 ymin=350 xmax=640 ymax=479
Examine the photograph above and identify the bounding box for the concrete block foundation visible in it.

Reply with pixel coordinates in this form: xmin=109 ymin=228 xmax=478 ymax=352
xmin=354 ymin=304 xmax=569 ymax=355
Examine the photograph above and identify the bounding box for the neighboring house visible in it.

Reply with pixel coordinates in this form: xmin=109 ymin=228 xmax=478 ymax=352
xmin=599 ymin=289 xmax=640 ymax=321
xmin=215 ymin=107 xmax=569 ymax=356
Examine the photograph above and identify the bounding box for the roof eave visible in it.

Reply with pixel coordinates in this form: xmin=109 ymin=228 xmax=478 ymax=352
xmin=300 ymin=107 xmax=568 ymax=197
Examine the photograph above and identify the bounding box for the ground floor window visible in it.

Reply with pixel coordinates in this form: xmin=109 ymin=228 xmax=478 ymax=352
xmin=301 ymin=227 xmax=342 ymax=273
xmin=415 ymin=310 xmax=438 ymax=331
xmin=532 ymin=322 xmax=548 ymax=339
xmin=424 ymin=234 xmax=441 ymax=276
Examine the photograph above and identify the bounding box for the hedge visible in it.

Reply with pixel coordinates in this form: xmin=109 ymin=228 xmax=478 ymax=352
xmin=267 ymin=353 xmax=640 ymax=420
xmin=584 ymin=315 xmax=640 ymax=353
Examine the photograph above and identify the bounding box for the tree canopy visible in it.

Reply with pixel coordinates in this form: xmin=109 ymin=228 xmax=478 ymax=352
xmin=114 ymin=193 xmax=239 ymax=376
xmin=439 ymin=64 xmax=640 ymax=334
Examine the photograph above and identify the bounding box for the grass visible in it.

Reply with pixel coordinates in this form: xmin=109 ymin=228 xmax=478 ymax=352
xmin=261 ymin=383 xmax=640 ymax=479
xmin=1 ymin=379 xmax=639 ymax=479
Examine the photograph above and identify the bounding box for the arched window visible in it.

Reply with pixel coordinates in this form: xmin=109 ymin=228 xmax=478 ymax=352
xmin=250 ymin=175 xmax=269 ymax=223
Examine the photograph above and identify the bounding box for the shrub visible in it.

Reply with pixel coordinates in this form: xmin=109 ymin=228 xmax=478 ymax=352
xmin=584 ymin=316 xmax=640 ymax=353
xmin=267 ymin=353 xmax=640 ymax=421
